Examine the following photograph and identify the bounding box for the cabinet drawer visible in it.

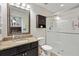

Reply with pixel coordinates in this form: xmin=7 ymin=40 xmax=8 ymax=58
xmin=27 ymin=48 xmax=38 ymax=56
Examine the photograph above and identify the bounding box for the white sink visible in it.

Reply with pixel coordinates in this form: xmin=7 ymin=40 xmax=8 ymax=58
xmin=14 ymin=39 xmax=28 ymax=44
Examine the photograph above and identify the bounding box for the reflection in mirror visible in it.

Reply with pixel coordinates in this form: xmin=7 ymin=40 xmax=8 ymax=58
xmin=8 ymin=4 xmax=30 ymax=35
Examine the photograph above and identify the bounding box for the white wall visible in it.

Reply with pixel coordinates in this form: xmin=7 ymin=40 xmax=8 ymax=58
xmin=30 ymin=4 xmax=52 ymax=45
xmin=46 ymin=7 xmax=79 ymax=56
xmin=0 ymin=3 xmax=7 ymax=40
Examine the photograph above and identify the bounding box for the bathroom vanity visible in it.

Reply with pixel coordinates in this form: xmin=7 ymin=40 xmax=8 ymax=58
xmin=0 ymin=36 xmax=39 ymax=56
xmin=0 ymin=4 xmax=39 ymax=56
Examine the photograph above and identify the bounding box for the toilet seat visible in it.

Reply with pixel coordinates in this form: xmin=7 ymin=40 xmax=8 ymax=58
xmin=38 ymin=37 xmax=53 ymax=55
xmin=41 ymin=45 xmax=53 ymax=51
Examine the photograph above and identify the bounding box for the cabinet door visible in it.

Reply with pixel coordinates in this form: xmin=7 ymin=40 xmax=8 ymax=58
xmin=0 ymin=47 xmax=17 ymax=56
xmin=16 ymin=51 xmax=28 ymax=56
xmin=27 ymin=47 xmax=38 ymax=56
xmin=17 ymin=44 xmax=30 ymax=53
xmin=30 ymin=41 xmax=38 ymax=49
xmin=27 ymin=50 xmax=32 ymax=56
xmin=32 ymin=48 xmax=38 ymax=56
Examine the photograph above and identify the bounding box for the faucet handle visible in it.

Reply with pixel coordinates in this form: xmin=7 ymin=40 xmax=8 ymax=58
xmin=12 ymin=35 xmax=15 ymax=39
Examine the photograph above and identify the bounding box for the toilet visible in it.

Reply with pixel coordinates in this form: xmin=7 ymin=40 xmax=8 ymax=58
xmin=38 ymin=37 xmax=53 ymax=56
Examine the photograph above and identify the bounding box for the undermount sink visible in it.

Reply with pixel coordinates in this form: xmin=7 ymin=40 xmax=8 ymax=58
xmin=14 ymin=39 xmax=29 ymax=45
xmin=12 ymin=38 xmax=29 ymax=41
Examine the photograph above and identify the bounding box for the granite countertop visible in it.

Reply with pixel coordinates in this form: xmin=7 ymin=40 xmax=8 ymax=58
xmin=0 ymin=36 xmax=39 ymax=51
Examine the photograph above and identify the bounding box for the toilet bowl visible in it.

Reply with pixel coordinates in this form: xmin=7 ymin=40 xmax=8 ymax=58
xmin=38 ymin=37 xmax=53 ymax=56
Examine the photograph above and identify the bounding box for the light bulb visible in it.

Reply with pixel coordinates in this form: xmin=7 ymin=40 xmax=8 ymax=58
xmin=27 ymin=4 xmax=30 ymax=9
xmin=15 ymin=3 xmax=21 ymax=7
xmin=22 ymin=3 xmax=26 ymax=7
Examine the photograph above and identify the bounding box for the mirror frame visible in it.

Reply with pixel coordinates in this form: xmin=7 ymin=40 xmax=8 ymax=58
xmin=7 ymin=4 xmax=30 ymax=36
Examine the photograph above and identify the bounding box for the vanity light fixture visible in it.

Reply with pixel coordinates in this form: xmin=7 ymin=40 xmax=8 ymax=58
xmin=9 ymin=3 xmax=14 ymax=6
xmin=13 ymin=3 xmax=17 ymax=6
xmin=22 ymin=3 xmax=26 ymax=7
xmin=15 ymin=3 xmax=21 ymax=7
xmin=26 ymin=4 xmax=30 ymax=10
xmin=25 ymin=4 xmax=30 ymax=10
xmin=9 ymin=3 xmax=30 ymax=10
xmin=20 ymin=3 xmax=26 ymax=9
xmin=9 ymin=3 xmax=20 ymax=7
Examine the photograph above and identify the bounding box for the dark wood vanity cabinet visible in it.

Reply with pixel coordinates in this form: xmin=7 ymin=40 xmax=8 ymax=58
xmin=0 ymin=41 xmax=38 ymax=56
xmin=0 ymin=47 xmax=17 ymax=56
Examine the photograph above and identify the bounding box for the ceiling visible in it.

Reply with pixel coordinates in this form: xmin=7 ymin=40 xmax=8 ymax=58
xmin=9 ymin=3 xmax=79 ymax=15
xmin=35 ymin=3 xmax=79 ymax=15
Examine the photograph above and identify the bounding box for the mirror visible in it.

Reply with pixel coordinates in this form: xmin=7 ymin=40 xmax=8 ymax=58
xmin=7 ymin=4 xmax=30 ymax=35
